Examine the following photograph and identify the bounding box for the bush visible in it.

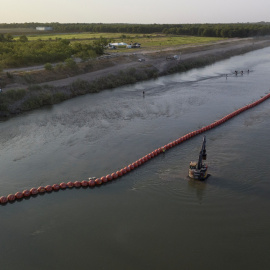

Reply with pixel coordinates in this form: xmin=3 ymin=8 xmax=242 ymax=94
xmin=28 ymin=85 xmax=42 ymax=92
xmin=55 ymin=63 xmax=64 ymax=72
xmin=5 ymin=89 xmax=27 ymax=101
xmin=6 ymin=72 xmax=13 ymax=79
xmin=65 ymin=58 xmax=77 ymax=70
xmin=44 ymin=63 xmax=53 ymax=71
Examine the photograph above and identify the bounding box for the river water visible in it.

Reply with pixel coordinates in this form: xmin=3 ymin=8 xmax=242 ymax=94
xmin=1 ymin=47 xmax=270 ymax=270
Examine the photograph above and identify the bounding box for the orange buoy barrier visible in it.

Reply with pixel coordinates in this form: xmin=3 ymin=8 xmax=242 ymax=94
xmin=1 ymin=93 xmax=270 ymax=205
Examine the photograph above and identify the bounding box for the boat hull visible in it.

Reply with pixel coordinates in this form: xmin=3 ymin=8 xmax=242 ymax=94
xmin=188 ymin=167 xmax=208 ymax=180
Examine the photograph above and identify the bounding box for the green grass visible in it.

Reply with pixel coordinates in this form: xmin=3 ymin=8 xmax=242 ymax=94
xmin=10 ymin=31 xmax=226 ymax=54
xmin=12 ymin=31 xmax=225 ymax=46
xmin=105 ymin=35 xmax=226 ymax=52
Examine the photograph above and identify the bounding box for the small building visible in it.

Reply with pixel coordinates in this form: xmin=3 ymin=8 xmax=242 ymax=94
xmin=36 ymin=27 xmax=53 ymax=31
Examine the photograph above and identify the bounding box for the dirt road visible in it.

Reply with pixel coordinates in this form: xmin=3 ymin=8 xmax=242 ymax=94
xmin=3 ymin=37 xmax=270 ymax=91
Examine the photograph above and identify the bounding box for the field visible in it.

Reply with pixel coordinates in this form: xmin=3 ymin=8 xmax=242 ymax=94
xmin=10 ymin=31 xmax=225 ymax=50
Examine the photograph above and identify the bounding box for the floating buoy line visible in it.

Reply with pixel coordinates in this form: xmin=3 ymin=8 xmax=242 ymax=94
xmin=1 ymin=93 xmax=270 ymax=205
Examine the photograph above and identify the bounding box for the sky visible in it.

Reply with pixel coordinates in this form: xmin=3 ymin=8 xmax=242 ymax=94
xmin=2 ymin=0 xmax=270 ymax=24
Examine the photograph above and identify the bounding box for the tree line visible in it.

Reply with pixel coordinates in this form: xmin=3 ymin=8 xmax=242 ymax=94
xmin=0 ymin=37 xmax=109 ymax=68
xmin=1 ymin=22 xmax=270 ymax=38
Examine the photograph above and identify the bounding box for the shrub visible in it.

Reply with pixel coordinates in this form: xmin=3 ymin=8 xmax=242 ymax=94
xmin=55 ymin=63 xmax=64 ymax=72
xmin=65 ymin=58 xmax=77 ymax=70
xmin=28 ymin=85 xmax=42 ymax=92
xmin=44 ymin=63 xmax=53 ymax=71
xmin=5 ymin=89 xmax=27 ymax=101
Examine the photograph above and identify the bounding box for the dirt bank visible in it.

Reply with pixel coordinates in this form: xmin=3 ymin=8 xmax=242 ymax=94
xmin=44 ymin=37 xmax=270 ymax=87
xmin=1 ymin=37 xmax=270 ymax=118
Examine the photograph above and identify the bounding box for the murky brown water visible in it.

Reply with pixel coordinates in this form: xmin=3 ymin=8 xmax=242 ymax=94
xmin=1 ymin=47 xmax=270 ymax=269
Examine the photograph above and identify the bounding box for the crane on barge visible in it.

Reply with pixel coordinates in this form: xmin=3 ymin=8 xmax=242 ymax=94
xmin=188 ymin=136 xmax=208 ymax=180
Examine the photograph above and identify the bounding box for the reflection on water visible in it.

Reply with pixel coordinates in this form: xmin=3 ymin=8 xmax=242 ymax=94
xmin=188 ymin=178 xmax=207 ymax=202
xmin=1 ymin=47 xmax=270 ymax=270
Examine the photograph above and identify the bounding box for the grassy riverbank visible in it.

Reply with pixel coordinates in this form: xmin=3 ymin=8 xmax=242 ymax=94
xmin=1 ymin=37 xmax=270 ymax=118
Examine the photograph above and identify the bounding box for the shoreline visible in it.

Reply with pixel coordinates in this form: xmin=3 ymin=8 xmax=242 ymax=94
xmin=1 ymin=37 xmax=270 ymax=119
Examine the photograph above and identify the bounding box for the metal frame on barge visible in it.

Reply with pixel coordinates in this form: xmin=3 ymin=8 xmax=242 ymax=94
xmin=188 ymin=136 xmax=208 ymax=180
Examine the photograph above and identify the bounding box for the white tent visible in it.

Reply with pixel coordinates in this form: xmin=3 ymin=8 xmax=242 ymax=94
xmin=109 ymin=42 xmax=128 ymax=46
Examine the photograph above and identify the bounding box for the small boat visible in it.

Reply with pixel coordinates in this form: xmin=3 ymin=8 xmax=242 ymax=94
xmin=188 ymin=136 xmax=208 ymax=180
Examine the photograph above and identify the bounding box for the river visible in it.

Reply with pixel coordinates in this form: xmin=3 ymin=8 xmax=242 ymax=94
xmin=1 ymin=47 xmax=270 ymax=270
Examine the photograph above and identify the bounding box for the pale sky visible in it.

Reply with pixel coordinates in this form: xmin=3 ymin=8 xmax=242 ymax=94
xmin=2 ymin=0 xmax=270 ymax=24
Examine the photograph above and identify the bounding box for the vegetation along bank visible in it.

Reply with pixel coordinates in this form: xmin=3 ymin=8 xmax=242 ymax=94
xmin=1 ymin=28 xmax=270 ymax=118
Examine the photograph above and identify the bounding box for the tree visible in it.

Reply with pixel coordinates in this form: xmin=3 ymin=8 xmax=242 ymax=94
xmin=19 ymin=35 xmax=28 ymax=42
xmin=4 ymin=33 xmax=13 ymax=42
xmin=92 ymin=36 xmax=111 ymax=55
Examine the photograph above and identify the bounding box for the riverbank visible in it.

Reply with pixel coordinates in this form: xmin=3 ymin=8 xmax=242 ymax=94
xmin=1 ymin=37 xmax=270 ymax=118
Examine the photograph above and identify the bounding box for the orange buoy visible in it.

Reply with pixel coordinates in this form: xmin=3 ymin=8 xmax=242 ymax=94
xmin=15 ymin=192 xmax=23 ymax=199
xmin=117 ymin=170 xmax=123 ymax=177
xmin=0 ymin=196 xmax=8 ymax=204
xmin=73 ymin=181 xmax=81 ymax=188
xmin=129 ymin=164 xmax=135 ymax=170
xmin=81 ymin=180 xmax=89 ymax=187
xmin=111 ymin=172 xmax=118 ymax=179
xmin=52 ymin=184 xmax=60 ymax=190
xmin=30 ymin=188 xmax=38 ymax=195
xmin=101 ymin=176 xmax=107 ymax=183
xmin=95 ymin=178 xmax=102 ymax=185
xmin=133 ymin=162 xmax=138 ymax=168
xmin=23 ymin=190 xmax=31 ymax=197
xmin=38 ymin=186 xmax=46 ymax=193
xmin=67 ymin=182 xmax=74 ymax=188
xmin=125 ymin=166 xmax=131 ymax=172
xmin=7 ymin=194 xmax=16 ymax=202
xmin=45 ymin=185 xmax=53 ymax=192
xmin=106 ymin=174 xmax=113 ymax=181
xmin=121 ymin=168 xmax=127 ymax=174
xmin=88 ymin=179 xmax=95 ymax=187
xmin=59 ymin=182 xmax=67 ymax=189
